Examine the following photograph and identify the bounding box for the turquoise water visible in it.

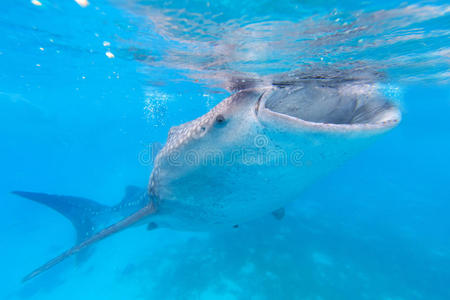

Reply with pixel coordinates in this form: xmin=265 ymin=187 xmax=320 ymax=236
xmin=1 ymin=0 xmax=449 ymax=299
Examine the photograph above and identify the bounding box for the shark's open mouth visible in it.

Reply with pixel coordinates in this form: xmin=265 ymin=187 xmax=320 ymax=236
xmin=262 ymin=83 xmax=400 ymax=129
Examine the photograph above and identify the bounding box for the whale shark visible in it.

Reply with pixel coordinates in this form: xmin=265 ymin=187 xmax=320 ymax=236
xmin=14 ymin=69 xmax=401 ymax=281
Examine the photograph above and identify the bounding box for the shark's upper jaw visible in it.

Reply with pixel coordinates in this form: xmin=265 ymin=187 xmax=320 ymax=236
xmin=256 ymin=83 xmax=401 ymax=132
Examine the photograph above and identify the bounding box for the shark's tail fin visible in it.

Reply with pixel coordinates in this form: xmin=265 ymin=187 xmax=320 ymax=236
xmin=12 ymin=190 xmax=156 ymax=282
xmin=22 ymin=204 xmax=156 ymax=282
xmin=12 ymin=191 xmax=108 ymax=243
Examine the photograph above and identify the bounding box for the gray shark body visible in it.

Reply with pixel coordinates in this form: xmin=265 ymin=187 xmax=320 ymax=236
xmin=15 ymin=71 xmax=400 ymax=281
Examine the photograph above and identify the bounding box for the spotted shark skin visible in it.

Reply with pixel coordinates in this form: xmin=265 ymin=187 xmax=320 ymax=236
xmin=14 ymin=71 xmax=401 ymax=281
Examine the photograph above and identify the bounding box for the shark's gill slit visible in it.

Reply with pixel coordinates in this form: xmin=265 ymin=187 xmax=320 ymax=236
xmin=264 ymin=84 xmax=398 ymax=125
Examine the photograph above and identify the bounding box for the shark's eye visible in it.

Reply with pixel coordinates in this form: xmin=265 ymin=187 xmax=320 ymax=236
xmin=215 ymin=114 xmax=226 ymax=125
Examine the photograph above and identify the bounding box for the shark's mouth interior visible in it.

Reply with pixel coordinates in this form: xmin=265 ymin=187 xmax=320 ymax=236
xmin=264 ymin=84 xmax=399 ymax=125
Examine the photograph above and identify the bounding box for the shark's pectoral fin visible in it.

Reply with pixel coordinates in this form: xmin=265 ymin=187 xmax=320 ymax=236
xmin=22 ymin=204 xmax=156 ymax=282
xmin=271 ymin=208 xmax=285 ymax=220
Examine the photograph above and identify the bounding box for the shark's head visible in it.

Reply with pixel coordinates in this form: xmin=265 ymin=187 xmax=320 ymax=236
xmin=155 ymin=78 xmax=400 ymax=162
xmin=152 ymin=74 xmax=401 ymax=185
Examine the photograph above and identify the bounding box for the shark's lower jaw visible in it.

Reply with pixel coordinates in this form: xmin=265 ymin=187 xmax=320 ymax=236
xmin=258 ymin=84 xmax=401 ymax=132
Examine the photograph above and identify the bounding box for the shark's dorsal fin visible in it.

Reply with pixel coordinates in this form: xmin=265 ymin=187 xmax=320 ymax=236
xmin=22 ymin=203 xmax=156 ymax=282
xmin=12 ymin=191 xmax=107 ymax=243
xmin=121 ymin=186 xmax=145 ymax=204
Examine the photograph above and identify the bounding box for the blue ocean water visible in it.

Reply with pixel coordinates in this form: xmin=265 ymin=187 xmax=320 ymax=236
xmin=1 ymin=0 xmax=449 ymax=299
